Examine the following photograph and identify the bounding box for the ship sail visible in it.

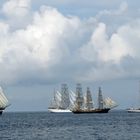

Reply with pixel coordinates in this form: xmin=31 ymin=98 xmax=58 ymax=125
xmin=49 ymin=84 xmax=118 ymax=113
xmin=69 ymin=90 xmax=76 ymax=109
xmin=84 ymin=87 xmax=94 ymax=110
xmin=103 ymin=97 xmax=118 ymax=109
xmin=98 ymin=87 xmax=118 ymax=109
xmin=49 ymin=90 xmax=62 ymax=109
xmin=55 ymin=91 xmax=62 ymax=108
xmin=48 ymin=84 xmax=71 ymax=112
xmin=71 ymin=86 xmax=113 ymax=113
xmin=60 ymin=84 xmax=70 ymax=109
xmin=73 ymin=84 xmax=84 ymax=111
xmin=0 ymin=87 xmax=9 ymax=109
xmin=98 ymin=87 xmax=104 ymax=109
xmin=49 ymin=89 xmax=58 ymax=109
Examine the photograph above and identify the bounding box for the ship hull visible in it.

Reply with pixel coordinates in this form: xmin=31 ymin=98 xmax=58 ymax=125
xmin=48 ymin=108 xmax=71 ymax=113
xmin=0 ymin=110 xmax=3 ymax=115
xmin=72 ymin=108 xmax=110 ymax=114
xmin=0 ymin=107 xmax=6 ymax=115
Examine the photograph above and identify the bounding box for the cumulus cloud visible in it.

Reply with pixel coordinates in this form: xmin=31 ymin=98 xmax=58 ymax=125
xmin=0 ymin=1 xmax=140 ymax=85
xmin=79 ymin=19 xmax=140 ymax=81
xmin=80 ymin=22 xmax=133 ymax=63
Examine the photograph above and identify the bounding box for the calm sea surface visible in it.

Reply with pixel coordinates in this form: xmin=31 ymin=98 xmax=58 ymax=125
xmin=0 ymin=111 xmax=140 ymax=140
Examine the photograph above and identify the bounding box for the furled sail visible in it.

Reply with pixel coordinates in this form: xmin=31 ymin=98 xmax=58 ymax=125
xmin=0 ymin=87 xmax=9 ymax=109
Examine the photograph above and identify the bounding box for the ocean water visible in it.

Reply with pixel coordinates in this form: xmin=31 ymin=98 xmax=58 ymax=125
xmin=0 ymin=111 xmax=140 ymax=140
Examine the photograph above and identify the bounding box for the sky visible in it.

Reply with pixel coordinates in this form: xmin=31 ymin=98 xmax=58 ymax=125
xmin=0 ymin=0 xmax=140 ymax=111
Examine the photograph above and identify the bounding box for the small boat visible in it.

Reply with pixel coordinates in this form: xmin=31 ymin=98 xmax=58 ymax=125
xmin=127 ymin=82 xmax=140 ymax=113
xmin=0 ymin=87 xmax=10 ymax=115
xmin=71 ymin=84 xmax=118 ymax=114
xmin=127 ymin=108 xmax=140 ymax=113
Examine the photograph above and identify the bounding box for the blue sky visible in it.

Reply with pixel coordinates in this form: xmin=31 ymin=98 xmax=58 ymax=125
xmin=0 ymin=0 xmax=140 ymax=111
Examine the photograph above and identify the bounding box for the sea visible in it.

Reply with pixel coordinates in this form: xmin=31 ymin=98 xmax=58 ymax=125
xmin=0 ymin=110 xmax=140 ymax=140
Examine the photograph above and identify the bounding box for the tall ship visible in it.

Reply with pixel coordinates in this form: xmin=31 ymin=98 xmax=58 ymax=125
xmin=0 ymin=87 xmax=10 ymax=115
xmin=72 ymin=84 xmax=118 ymax=114
xmin=48 ymin=84 xmax=73 ymax=113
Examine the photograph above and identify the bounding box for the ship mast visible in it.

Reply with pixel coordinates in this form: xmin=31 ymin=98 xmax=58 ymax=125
xmin=60 ymin=84 xmax=70 ymax=109
xmin=49 ymin=88 xmax=57 ymax=109
xmin=98 ymin=87 xmax=104 ymax=109
xmin=84 ymin=87 xmax=93 ymax=111
xmin=75 ymin=83 xmax=84 ymax=110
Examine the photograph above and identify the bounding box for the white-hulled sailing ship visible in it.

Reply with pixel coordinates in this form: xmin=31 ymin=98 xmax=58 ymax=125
xmin=71 ymin=84 xmax=118 ymax=113
xmin=48 ymin=84 xmax=72 ymax=113
xmin=0 ymin=87 xmax=10 ymax=114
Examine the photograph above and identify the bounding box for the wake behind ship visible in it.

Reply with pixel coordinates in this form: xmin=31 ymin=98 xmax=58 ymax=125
xmin=71 ymin=84 xmax=117 ymax=114
xmin=0 ymin=87 xmax=10 ymax=114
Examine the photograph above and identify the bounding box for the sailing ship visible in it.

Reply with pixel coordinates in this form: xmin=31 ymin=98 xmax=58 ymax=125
xmin=0 ymin=87 xmax=10 ymax=115
xmin=48 ymin=84 xmax=72 ymax=113
xmin=72 ymin=84 xmax=118 ymax=114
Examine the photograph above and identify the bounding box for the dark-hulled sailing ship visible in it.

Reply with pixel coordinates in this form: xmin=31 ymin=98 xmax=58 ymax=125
xmin=0 ymin=87 xmax=10 ymax=115
xmin=71 ymin=84 xmax=117 ymax=114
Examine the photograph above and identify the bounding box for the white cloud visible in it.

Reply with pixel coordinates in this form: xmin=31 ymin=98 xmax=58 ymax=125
xmin=2 ymin=0 xmax=31 ymax=17
xmin=79 ymin=19 xmax=140 ymax=81
xmin=96 ymin=1 xmax=128 ymax=19
xmin=80 ymin=22 xmax=132 ymax=63
xmin=0 ymin=6 xmax=85 ymax=84
xmin=0 ymin=1 xmax=140 ymax=85
xmin=2 ymin=0 xmax=32 ymax=29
